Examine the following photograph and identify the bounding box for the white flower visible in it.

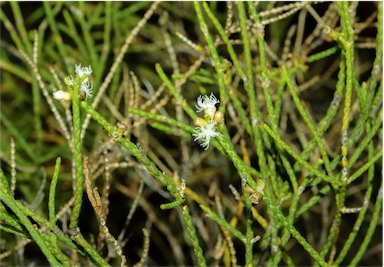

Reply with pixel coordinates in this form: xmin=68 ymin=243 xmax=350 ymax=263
xmin=195 ymin=93 xmax=220 ymax=118
xmin=74 ymin=63 xmax=93 ymax=99
xmin=80 ymin=81 xmax=93 ymax=99
xmin=65 ymin=76 xmax=74 ymax=86
xmin=193 ymin=122 xmax=222 ymax=150
xmin=58 ymin=64 xmax=93 ymax=101
xmin=53 ymin=90 xmax=71 ymax=101
xmin=75 ymin=63 xmax=92 ymax=79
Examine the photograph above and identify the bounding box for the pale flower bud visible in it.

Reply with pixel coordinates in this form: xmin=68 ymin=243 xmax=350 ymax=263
xmin=53 ymin=90 xmax=72 ymax=101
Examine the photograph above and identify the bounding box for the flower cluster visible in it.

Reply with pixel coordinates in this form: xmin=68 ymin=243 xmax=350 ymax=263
xmin=192 ymin=93 xmax=223 ymax=150
xmin=195 ymin=93 xmax=220 ymax=118
xmin=53 ymin=64 xmax=93 ymax=101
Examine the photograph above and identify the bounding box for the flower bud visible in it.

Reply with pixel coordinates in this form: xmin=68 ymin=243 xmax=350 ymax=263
xmin=213 ymin=111 xmax=224 ymax=123
xmin=194 ymin=117 xmax=208 ymax=127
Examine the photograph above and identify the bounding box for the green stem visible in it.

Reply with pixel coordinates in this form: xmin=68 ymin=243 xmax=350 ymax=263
xmin=0 ymin=185 xmax=60 ymax=265
xmin=160 ymin=198 xmax=185 ymax=210
xmin=307 ymin=46 xmax=339 ymax=63
xmin=1 ymin=169 xmax=46 ymax=224
xmin=347 ymin=149 xmax=383 ymax=184
xmin=200 ymin=204 xmax=246 ymax=242
xmin=194 ymin=1 xmax=227 ymax=112
xmin=217 ymin=124 xmax=260 ymax=191
xmin=263 ymin=123 xmax=332 ymax=185
xmin=182 ymin=205 xmax=207 ymax=267
xmin=319 ymin=188 xmax=345 ymax=261
xmin=155 ymin=63 xmax=196 ymax=119
xmin=283 ymin=66 xmax=335 ymax=183
xmin=69 ymin=77 xmax=84 ymax=229
xmin=43 ymin=2 xmax=69 ymax=71
xmin=349 ymin=183 xmax=382 ymax=267
xmin=73 ymin=230 xmax=111 ymax=266
xmin=334 ymin=122 xmax=375 ymax=266
xmin=49 ymin=157 xmax=61 ymax=228
xmin=244 ymin=191 xmax=254 ymax=266
xmin=81 ymin=101 xmax=180 ymax=198
xmin=263 ymin=195 xmax=328 ymax=267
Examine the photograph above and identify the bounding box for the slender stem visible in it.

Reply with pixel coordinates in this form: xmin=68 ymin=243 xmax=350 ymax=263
xmin=194 ymin=1 xmax=227 ymax=112
xmin=81 ymin=101 xmax=180 ymax=198
xmin=263 ymin=123 xmax=332 ymax=185
xmin=182 ymin=205 xmax=207 ymax=267
xmin=0 ymin=181 xmax=61 ymax=266
xmin=283 ymin=66 xmax=335 ymax=183
xmin=200 ymin=204 xmax=246 ymax=242
xmin=73 ymin=230 xmax=111 ymax=266
xmin=349 ymin=183 xmax=382 ymax=267
xmin=69 ymin=77 xmax=85 ymax=229
xmin=155 ymin=63 xmax=196 ymax=119
xmin=263 ymin=195 xmax=328 ymax=267
xmin=244 ymin=191 xmax=254 ymax=266
xmin=49 ymin=157 xmax=61 ymax=228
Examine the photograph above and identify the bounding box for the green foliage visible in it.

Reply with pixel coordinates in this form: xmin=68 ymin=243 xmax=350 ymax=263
xmin=0 ymin=2 xmax=382 ymax=266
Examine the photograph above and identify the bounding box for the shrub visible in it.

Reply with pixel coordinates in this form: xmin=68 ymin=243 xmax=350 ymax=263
xmin=1 ymin=2 xmax=382 ymax=266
